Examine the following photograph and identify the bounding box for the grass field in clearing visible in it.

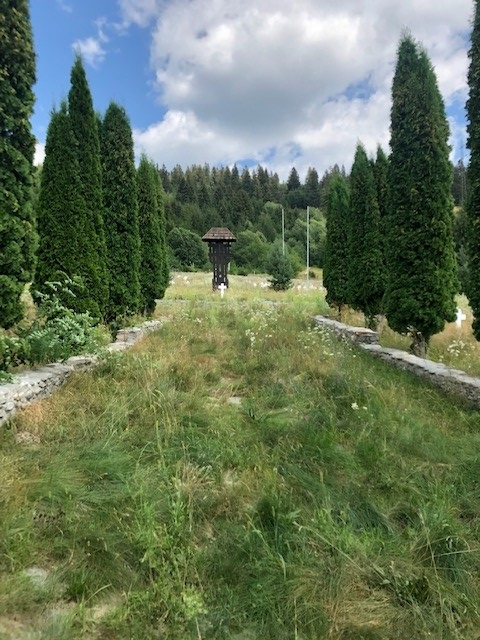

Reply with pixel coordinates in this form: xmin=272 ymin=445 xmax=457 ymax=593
xmin=0 ymin=276 xmax=479 ymax=638
xmin=168 ymin=270 xmax=480 ymax=376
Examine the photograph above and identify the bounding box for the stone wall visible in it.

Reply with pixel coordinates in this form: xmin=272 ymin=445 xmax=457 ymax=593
xmin=313 ymin=315 xmax=480 ymax=409
xmin=4 ymin=315 xmax=479 ymax=424
xmin=0 ymin=320 xmax=162 ymax=426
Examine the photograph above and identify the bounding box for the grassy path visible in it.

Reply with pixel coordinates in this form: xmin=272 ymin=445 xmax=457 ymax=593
xmin=1 ymin=297 xmax=480 ymax=639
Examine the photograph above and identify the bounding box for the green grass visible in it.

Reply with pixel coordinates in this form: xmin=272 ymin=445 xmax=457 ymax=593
xmin=1 ymin=277 xmax=480 ymax=638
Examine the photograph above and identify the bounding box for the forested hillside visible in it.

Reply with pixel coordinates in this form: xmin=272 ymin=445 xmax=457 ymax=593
xmin=161 ymin=159 xmax=467 ymax=275
xmin=160 ymin=163 xmax=344 ymax=273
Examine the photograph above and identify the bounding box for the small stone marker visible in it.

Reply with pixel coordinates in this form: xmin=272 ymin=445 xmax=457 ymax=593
xmin=219 ymin=282 xmax=227 ymax=298
xmin=456 ymin=307 xmax=467 ymax=328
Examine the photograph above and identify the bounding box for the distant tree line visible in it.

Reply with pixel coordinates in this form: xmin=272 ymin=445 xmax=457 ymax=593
xmin=161 ymin=152 xmax=465 ymax=284
xmin=160 ymin=161 xmax=349 ymax=275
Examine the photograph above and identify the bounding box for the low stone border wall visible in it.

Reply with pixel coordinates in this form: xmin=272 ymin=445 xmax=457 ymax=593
xmin=313 ymin=315 xmax=480 ymax=409
xmin=313 ymin=316 xmax=379 ymax=345
xmin=0 ymin=320 xmax=162 ymax=426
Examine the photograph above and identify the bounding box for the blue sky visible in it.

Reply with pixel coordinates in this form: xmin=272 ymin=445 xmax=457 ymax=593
xmin=31 ymin=1 xmax=159 ymax=140
xmin=31 ymin=0 xmax=473 ymax=179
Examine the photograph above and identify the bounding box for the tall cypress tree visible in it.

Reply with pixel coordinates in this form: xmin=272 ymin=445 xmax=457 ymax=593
xmin=33 ymin=102 xmax=93 ymax=311
xmin=373 ymin=146 xmax=389 ymax=223
xmin=0 ymin=0 xmax=37 ymax=327
xmin=348 ymin=143 xmax=384 ymax=328
xmin=100 ymin=102 xmax=140 ymax=320
xmin=386 ymin=34 xmax=457 ymax=356
xmin=68 ymin=54 xmax=109 ymax=316
xmin=323 ymin=173 xmax=350 ymax=316
xmin=373 ymin=145 xmax=389 ymax=290
xmin=153 ymin=168 xmax=170 ymax=299
xmin=137 ymin=155 xmax=164 ymax=314
xmin=466 ymin=0 xmax=480 ymax=339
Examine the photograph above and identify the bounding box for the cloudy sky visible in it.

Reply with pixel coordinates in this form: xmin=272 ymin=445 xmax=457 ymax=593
xmin=31 ymin=0 xmax=473 ymax=180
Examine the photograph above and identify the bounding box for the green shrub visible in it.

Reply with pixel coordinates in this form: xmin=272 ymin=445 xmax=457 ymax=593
xmin=0 ymin=334 xmax=29 ymax=379
xmin=0 ymin=276 xmax=109 ymax=375
xmin=265 ymin=242 xmax=296 ymax=291
xmin=24 ymin=277 xmax=106 ymax=364
xmin=168 ymin=226 xmax=208 ymax=271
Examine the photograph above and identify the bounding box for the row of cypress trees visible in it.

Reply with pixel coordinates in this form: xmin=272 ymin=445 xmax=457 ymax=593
xmin=34 ymin=56 xmax=169 ymax=322
xmin=324 ymin=33 xmax=457 ymax=357
xmin=323 ymin=147 xmax=387 ymax=328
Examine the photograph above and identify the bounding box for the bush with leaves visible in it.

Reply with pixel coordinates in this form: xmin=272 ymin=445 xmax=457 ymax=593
xmin=231 ymin=230 xmax=269 ymax=273
xmin=167 ymin=227 xmax=209 ymax=271
xmin=0 ymin=335 xmax=29 ymax=381
xmin=0 ymin=277 xmax=109 ymax=378
xmin=25 ymin=277 xmax=107 ymax=364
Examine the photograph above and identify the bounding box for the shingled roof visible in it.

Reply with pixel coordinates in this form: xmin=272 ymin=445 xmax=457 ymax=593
xmin=202 ymin=227 xmax=236 ymax=242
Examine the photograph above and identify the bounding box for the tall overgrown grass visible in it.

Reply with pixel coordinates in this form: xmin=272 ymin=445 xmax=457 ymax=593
xmin=1 ymin=277 xmax=479 ymax=638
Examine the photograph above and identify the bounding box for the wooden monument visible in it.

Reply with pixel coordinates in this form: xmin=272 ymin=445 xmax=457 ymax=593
xmin=202 ymin=227 xmax=236 ymax=290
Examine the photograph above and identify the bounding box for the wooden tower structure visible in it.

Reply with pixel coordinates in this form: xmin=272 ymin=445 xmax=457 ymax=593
xmin=202 ymin=227 xmax=236 ymax=290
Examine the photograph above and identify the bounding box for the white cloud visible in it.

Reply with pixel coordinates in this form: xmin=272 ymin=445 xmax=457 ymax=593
xmin=134 ymin=110 xmax=243 ymax=167
xmin=118 ymin=0 xmax=160 ymax=29
xmin=95 ymin=17 xmax=110 ymax=44
xmin=72 ymin=37 xmax=106 ymax=68
xmin=124 ymin=0 xmax=472 ymax=178
xmin=56 ymin=0 xmax=73 ymax=13
xmin=71 ymin=16 xmax=110 ymax=69
xmin=449 ymin=115 xmax=469 ymax=164
xmin=34 ymin=141 xmax=46 ymax=166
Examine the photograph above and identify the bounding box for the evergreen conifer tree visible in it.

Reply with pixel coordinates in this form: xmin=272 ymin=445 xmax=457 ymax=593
xmin=466 ymin=0 xmax=480 ymax=339
xmin=386 ymin=34 xmax=457 ymax=356
xmin=33 ymin=102 xmax=92 ymax=311
xmin=153 ymin=167 xmax=170 ymax=299
xmin=265 ymin=241 xmax=295 ymax=291
xmin=0 ymin=0 xmax=37 ymax=327
xmin=452 ymin=159 xmax=467 ymax=207
xmin=286 ymin=166 xmax=305 ymax=209
xmin=373 ymin=145 xmax=389 ymax=291
xmin=373 ymin=146 xmax=389 ymax=222
xmin=137 ymin=155 xmax=164 ymax=314
xmin=68 ymin=54 xmax=109 ymax=315
xmin=287 ymin=167 xmax=301 ymax=191
xmin=240 ymin=166 xmax=254 ymax=196
xmin=100 ymin=102 xmax=140 ymax=320
xmin=348 ymin=143 xmax=384 ymax=328
xmin=323 ymin=173 xmax=350 ymax=316
xmin=305 ymin=167 xmax=321 ymax=207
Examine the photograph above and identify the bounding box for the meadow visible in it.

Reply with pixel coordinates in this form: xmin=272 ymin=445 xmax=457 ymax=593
xmin=0 ymin=272 xmax=479 ymax=639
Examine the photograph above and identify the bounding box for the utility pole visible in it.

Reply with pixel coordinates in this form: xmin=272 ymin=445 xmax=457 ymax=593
xmin=282 ymin=207 xmax=285 ymax=255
